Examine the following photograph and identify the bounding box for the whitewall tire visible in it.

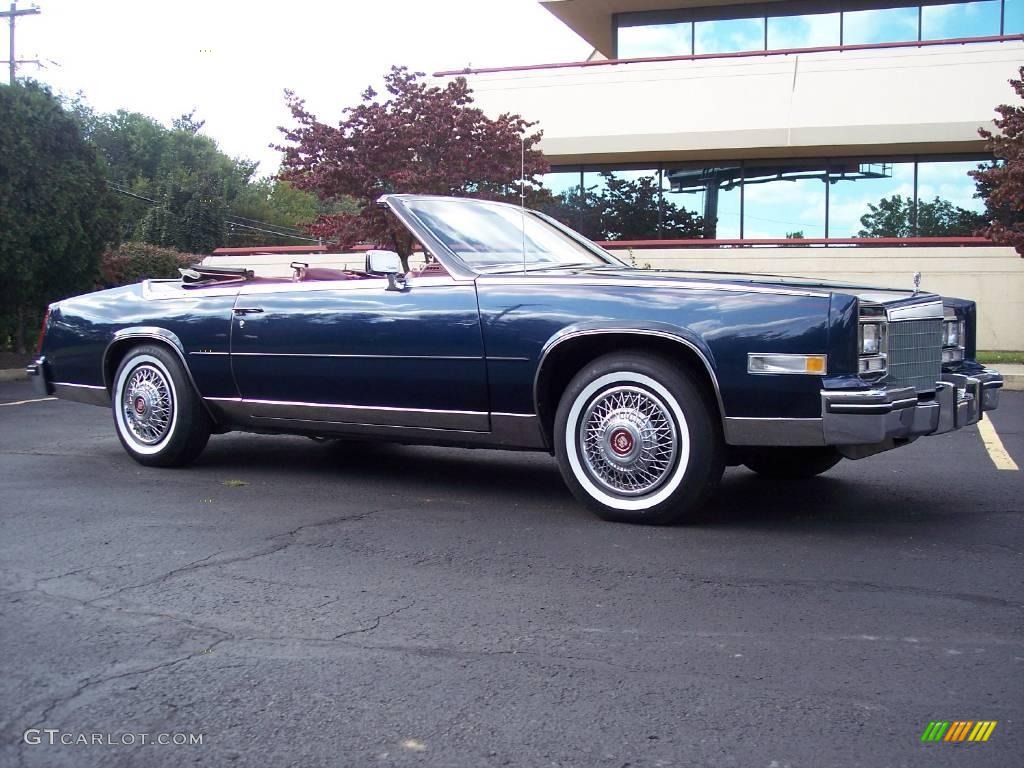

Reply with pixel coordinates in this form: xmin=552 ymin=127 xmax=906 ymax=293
xmin=554 ymin=353 xmax=724 ymax=524
xmin=112 ymin=344 xmax=211 ymax=467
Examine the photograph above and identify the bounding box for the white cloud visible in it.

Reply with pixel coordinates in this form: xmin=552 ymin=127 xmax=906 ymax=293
xmin=618 ymin=22 xmax=691 ymax=58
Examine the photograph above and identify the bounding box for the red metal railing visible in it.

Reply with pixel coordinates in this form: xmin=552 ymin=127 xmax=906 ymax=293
xmin=595 ymin=237 xmax=999 ymax=249
xmin=435 ymin=34 xmax=1024 ymax=78
xmin=212 ymin=245 xmax=327 ymax=255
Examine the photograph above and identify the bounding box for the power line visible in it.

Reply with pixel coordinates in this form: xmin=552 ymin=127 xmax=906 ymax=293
xmin=107 ymin=182 xmax=320 ymax=242
xmin=225 ymin=220 xmax=319 ymax=242
xmin=1 ymin=1 xmax=41 ymax=84
xmin=225 ymin=213 xmax=304 ymax=234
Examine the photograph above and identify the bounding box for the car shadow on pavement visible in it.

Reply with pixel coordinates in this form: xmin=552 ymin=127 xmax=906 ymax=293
xmin=699 ymin=471 xmax=938 ymax=531
xmin=195 ymin=434 xmax=974 ymax=532
xmin=198 ymin=435 xmax=573 ymax=506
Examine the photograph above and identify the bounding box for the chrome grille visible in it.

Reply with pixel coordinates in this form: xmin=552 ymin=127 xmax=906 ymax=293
xmin=886 ymin=319 xmax=942 ymax=393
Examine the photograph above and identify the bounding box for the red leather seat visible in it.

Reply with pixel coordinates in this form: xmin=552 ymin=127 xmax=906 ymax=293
xmin=301 ymin=267 xmax=362 ymax=281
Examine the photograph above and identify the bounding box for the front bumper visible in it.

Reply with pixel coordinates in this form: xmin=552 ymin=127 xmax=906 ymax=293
xmin=26 ymin=355 xmax=53 ymax=397
xmin=821 ymin=369 xmax=1002 ymax=446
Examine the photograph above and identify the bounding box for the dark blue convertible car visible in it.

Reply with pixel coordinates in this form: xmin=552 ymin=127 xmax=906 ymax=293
xmin=29 ymin=194 xmax=1004 ymax=523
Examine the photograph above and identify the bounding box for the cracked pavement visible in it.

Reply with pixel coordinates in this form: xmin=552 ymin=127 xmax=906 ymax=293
xmin=0 ymin=379 xmax=1022 ymax=767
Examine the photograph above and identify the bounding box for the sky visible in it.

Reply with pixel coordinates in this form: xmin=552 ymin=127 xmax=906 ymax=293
xmin=15 ymin=0 xmax=591 ymax=176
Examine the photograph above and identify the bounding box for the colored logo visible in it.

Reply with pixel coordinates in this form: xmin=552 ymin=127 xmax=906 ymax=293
xmin=921 ymin=721 xmax=997 ymax=742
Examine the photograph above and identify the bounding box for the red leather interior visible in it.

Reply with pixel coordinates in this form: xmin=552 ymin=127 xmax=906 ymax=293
xmin=301 ymin=267 xmax=364 ymax=281
xmin=413 ymin=262 xmax=449 ymax=277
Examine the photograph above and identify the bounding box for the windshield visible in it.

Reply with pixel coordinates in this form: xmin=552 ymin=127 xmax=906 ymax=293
xmin=404 ymin=197 xmax=613 ymax=274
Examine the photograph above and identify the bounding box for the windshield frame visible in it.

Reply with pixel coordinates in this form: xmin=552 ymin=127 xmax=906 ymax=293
xmin=380 ymin=194 xmax=626 ymax=278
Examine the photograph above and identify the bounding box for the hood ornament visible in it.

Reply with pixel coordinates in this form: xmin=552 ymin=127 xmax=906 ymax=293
xmin=912 ymin=271 xmax=922 ymax=295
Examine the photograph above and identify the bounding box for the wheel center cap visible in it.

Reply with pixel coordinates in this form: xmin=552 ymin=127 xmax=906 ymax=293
xmin=133 ymin=396 xmax=147 ymax=415
xmin=610 ymin=428 xmax=634 ymax=455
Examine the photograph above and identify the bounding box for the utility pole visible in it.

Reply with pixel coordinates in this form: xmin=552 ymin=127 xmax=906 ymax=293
xmin=1 ymin=1 xmax=41 ymax=84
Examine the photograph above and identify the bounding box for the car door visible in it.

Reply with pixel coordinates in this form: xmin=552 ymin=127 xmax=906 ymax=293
xmin=229 ymin=272 xmax=489 ymax=431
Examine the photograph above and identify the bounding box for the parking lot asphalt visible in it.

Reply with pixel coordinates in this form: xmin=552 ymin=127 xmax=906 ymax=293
xmin=0 ymin=379 xmax=1021 ymax=768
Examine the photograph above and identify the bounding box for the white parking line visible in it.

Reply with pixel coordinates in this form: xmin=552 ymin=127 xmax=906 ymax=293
xmin=0 ymin=397 xmax=56 ymax=407
xmin=977 ymin=416 xmax=1019 ymax=471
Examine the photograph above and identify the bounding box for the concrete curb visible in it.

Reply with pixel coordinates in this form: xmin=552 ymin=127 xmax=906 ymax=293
xmin=997 ymin=364 xmax=1024 ymax=392
xmin=1 ymin=368 xmax=1021 ymax=388
xmin=0 ymin=368 xmax=27 ymax=383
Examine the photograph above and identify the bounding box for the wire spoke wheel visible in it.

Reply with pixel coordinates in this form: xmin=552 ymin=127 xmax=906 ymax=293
xmin=121 ymin=363 xmax=174 ymax=446
xmin=579 ymin=385 xmax=678 ymax=497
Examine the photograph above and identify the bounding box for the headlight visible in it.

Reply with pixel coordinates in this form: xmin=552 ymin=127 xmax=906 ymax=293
xmin=942 ymin=319 xmax=965 ymax=349
xmin=860 ymin=322 xmax=885 ymax=356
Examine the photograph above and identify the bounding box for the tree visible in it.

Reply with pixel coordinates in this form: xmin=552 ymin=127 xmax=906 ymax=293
xmin=277 ymin=66 xmax=548 ymax=267
xmin=229 ymin=177 xmax=342 ymax=247
xmin=971 ymin=66 xmax=1024 ymax=256
xmin=857 ymin=194 xmax=986 ymax=237
xmin=172 ymin=109 xmax=205 ymax=135
xmin=65 ymin=98 xmax=261 ymax=246
xmin=139 ymin=173 xmax=227 ymax=253
xmin=0 ymin=81 xmax=119 ymax=352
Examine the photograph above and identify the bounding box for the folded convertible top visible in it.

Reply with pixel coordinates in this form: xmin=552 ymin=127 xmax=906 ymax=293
xmin=179 ymin=265 xmax=254 ymax=287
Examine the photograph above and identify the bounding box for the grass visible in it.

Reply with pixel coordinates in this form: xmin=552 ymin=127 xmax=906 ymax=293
xmin=222 ymin=479 xmax=249 ymax=488
xmin=977 ymin=351 xmax=1024 ymax=365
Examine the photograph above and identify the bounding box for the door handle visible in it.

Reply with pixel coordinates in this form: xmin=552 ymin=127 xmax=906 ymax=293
xmin=233 ymin=307 xmax=264 ymax=315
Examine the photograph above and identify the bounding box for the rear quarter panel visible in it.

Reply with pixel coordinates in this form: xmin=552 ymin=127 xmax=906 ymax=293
xmin=43 ymin=283 xmax=237 ymax=398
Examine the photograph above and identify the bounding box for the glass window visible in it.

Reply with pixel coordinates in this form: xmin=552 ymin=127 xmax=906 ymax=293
xmin=827 ymin=161 xmax=915 ymax=237
xmin=842 ymin=7 xmax=919 ymax=45
xmin=405 ymin=198 xmax=608 ymax=273
xmin=767 ymin=12 xmax=841 ymax=49
xmin=915 ymin=160 xmax=988 ymax=235
xmin=922 ymin=0 xmax=1000 ymax=39
xmin=740 ymin=161 xmax=828 ymax=239
xmin=617 ymin=22 xmax=693 ymax=58
xmin=1005 ymin=0 xmax=1024 ymax=33
xmin=663 ymin=163 xmax=741 ymax=239
xmin=581 ymin=168 xmax=667 ymax=240
xmin=694 ymin=18 xmax=765 ymax=55
xmin=537 ymin=170 xmax=582 ymax=231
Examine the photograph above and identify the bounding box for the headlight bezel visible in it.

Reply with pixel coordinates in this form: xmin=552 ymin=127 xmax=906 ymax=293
xmin=857 ymin=309 xmax=888 ymax=377
xmin=859 ymin=321 xmax=885 ymax=356
xmin=942 ymin=315 xmax=966 ymax=364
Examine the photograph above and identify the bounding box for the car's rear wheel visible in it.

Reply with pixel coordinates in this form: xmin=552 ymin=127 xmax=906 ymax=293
xmin=554 ymin=352 xmax=724 ymax=525
xmin=112 ymin=344 xmax=211 ymax=467
xmin=742 ymin=447 xmax=842 ymax=478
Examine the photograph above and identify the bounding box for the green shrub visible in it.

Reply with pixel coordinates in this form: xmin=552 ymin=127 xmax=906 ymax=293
xmin=99 ymin=242 xmax=201 ymax=288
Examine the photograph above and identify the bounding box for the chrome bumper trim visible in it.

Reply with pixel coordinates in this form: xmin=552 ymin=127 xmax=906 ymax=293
xmin=820 ymin=369 xmax=1002 ymax=446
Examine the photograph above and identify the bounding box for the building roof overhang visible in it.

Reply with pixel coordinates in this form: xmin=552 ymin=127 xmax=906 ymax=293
xmin=540 ymin=0 xmax=789 ymax=56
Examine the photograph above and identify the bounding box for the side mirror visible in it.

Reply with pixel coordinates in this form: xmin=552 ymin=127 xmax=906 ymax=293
xmin=366 ymin=250 xmax=403 ymax=275
xmin=365 ymin=250 xmax=408 ymax=292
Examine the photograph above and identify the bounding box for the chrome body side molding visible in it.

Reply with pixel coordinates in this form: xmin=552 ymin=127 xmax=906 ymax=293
xmin=477 ymin=275 xmax=830 ymax=300
xmin=204 ymin=397 xmax=489 ymax=432
xmin=52 ymin=382 xmax=111 ymax=407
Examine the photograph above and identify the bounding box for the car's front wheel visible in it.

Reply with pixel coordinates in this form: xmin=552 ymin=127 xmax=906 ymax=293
xmin=554 ymin=352 xmax=725 ymax=524
xmin=112 ymin=344 xmax=211 ymax=467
